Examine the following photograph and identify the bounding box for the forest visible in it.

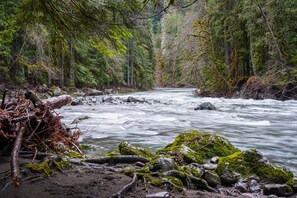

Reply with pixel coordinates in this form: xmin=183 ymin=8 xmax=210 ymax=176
xmin=1 ymin=0 xmax=297 ymax=97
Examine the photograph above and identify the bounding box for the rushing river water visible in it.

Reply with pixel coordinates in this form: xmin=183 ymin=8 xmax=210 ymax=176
xmin=60 ymin=88 xmax=297 ymax=174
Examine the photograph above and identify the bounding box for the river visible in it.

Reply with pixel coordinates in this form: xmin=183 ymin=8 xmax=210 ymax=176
xmin=59 ymin=88 xmax=297 ymax=174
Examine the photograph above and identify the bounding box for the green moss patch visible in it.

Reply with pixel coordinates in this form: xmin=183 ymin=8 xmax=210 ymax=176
xmin=157 ymin=130 xmax=239 ymax=163
xmin=119 ymin=141 xmax=154 ymax=158
xmin=217 ymin=149 xmax=293 ymax=183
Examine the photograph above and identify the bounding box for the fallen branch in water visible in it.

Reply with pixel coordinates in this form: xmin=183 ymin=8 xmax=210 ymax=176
xmin=110 ymin=173 xmax=137 ymax=198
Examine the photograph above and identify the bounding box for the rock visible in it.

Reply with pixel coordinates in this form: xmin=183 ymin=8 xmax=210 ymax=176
xmin=52 ymin=87 xmax=63 ymax=96
xmin=145 ymin=191 xmax=170 ymax=198
xmin=102 ymin=96 xmax=114 ymax=103
xmin=127 ymin=96 xmax=146 ymax=103
xmin=149 ymin=156 xmax=176 ymax=172
xmin=194 ymin=102 xmax=216 ymax=110
xmin=234 ymin=182 xmax=248 ymax=193
xmin=220 ymin=169 xmax=241 ymax=186
xmin=104 ymin=89 xmax=113 ymax=95
xmin=217 ymin=149 xmax=293 ymax=184
xmin=247 ymin=179 xmax=260 ymax=192
xmin=211 ymin=156 xmax=219 ymax=164
xmin=203 ymin=163 xmax=218 ymax=170
xmin=204 ymin=170 xmax=221 ymax=187
xmin=71 ymin=98 xmax=83 ymax=106
xmin=287 ymin=177 xmax=297 ymax=193
xmin=263 ymin=184 xmax=293 ymax=196
xmin=86 ymin=89 xmax=104 ymax=96
xmin=72 ymin=91 xmax=85 ymax=97
xmin=179 ymin=164 xmax=204 ymax=178
xmin=157 ymin=130 xmax=239 ymax=164
xmin=118 ymin=141 xmax=154 ymax=158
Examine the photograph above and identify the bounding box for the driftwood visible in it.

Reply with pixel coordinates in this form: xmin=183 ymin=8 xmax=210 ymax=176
xmin=0 ymin=90 xmax=79 ymax=186
xmin=110 ymin=173 xmax=137 ymax=198
xmin=11 ymin=127 xmax=25 ymax=186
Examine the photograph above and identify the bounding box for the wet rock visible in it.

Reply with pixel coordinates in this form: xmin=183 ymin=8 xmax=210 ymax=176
xmin=266 ymin=195 xmax=278 ymax=198
xmin=86 ymin=89 xmax=104 ymax=96
xmin=247 ymin=179 xmax=260 ymax=192
xmin=127 ymin=96 xmax=146 ymax=103
xmin=194 ymin=102 xmax=216 ymax=110
xmin=102 ymin=96 xmax=114 ymax=103
xmin=217 ymin=149 xmax=293 ymax=184
xmin=204 ymin=170 xmax=221 ymax=187
xmin=234 ymin=182 xmax=248 ymax=193
xmin=211 ymin=156 xmax=219 ymax=164
xmin=71 ymin=98 xmax=83 ymax=106
xmin=118 ymin=141 xmax=153 ymax=158
xmin=149 ymin=156 xmax=176 ymax=172
xmin=145 ymin=191 xmax=170 ymax=198
xmin=263 ymin=184 xmax=293 ymax=196
xmin=157 ymin=130 xmax=239 ymax=164
xmin=203 ymin=163 xmax=218 ymax=170
xmin=220 ymin=169 xmax=241 ymax=186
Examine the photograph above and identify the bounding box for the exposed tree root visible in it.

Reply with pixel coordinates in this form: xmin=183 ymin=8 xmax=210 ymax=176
xmin=110 ymin=173 xmax=137 ymax=198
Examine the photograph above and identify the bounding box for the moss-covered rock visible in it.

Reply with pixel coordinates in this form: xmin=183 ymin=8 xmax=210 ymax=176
xmin=157 ymin=130 xmax=239 ymax=163
xmin=287 ymin=177 xmax=297 ymax=193
xmin=119 ymin=141 xmax=154 ymax=158
xmin=217 ymin=149 xmax=293 ymax=184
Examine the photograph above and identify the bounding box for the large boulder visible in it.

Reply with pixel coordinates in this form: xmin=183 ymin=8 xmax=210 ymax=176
xmin=217 ymin=149 xmax=293 ymax=184
xmin=157 ymin=130 xmax=239 ymax=164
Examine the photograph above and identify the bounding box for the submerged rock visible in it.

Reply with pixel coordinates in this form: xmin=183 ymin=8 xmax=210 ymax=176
xmin=194 ymin=102 xmax=216 ymax=110
xmin=119 ymin=141 xmax=154 ymax=158
xmin=157 ymin=130 xmax=239 ymax=164
xmin=263 ymin=184 xmax=293 ymax=196
xmin=217 ymin=149 xmax=293 ymax=184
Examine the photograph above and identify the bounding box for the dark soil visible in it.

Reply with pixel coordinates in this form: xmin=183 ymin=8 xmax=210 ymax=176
xmin=0 ymin=159 xmax=248 ymax=198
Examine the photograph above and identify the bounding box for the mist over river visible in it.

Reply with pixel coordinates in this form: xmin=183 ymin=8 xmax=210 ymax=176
xmin=59 ymin=88 xmax=297 ymax=174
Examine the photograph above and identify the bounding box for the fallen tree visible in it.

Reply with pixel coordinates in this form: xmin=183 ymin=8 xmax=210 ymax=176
xmin=0 ymin=90 xmax=79 ymax=186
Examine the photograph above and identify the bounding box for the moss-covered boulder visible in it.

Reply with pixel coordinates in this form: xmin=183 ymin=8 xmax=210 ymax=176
xmin=119 ymin=141 xmax=154 ymax=158
xmin=157 ymin=130 xmax=239 ymax=163
xmin=217 ymin=149 xmax=293 ymax=184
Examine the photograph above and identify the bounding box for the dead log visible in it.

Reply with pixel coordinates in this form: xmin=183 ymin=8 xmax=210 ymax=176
xmin=11 ymin=127 xmax=25 ymax=186
xmin=42 ymin=95 xmax=72 ymax=109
